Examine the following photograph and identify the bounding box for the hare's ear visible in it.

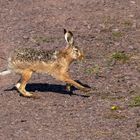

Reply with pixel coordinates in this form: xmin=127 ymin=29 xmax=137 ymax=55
xmin=64 ymin=29 xmax=74 ymax=45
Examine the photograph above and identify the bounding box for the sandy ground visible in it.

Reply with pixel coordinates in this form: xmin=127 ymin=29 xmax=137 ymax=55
xmin=0 ymin=0 xmax=140 ymax=140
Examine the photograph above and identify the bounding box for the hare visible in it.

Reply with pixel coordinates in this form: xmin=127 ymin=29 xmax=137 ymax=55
xmin=0 ymin=29 xmax=90 ymax=98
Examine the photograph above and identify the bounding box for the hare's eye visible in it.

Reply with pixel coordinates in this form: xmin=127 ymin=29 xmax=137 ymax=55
xmin=74 ymin=49 xmax=79 ymax=52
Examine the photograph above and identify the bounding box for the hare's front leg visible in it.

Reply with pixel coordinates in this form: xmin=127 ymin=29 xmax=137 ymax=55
xmin=65 ymin=78 xmax=90 ymax=92
xmin=16 ymin=69 xmax=33 ymax=97
xmin=58 ymin=74 xmax=90 ymax=92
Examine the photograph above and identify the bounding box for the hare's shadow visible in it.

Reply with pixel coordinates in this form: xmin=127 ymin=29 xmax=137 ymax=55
xmin=5 ymin=80 xmax=90 ymax=97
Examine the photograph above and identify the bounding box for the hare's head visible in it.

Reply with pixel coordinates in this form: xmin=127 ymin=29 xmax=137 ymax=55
xmin=64 ymin=29 xmax=84 ymax=60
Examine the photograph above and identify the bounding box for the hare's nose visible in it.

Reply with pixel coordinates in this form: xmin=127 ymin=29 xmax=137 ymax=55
xmin=79 ymin=52 xmax=84 ymax=60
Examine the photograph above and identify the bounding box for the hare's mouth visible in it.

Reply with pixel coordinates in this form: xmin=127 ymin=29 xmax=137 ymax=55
xmin=78 ymin=54 xmax=84 ymax=60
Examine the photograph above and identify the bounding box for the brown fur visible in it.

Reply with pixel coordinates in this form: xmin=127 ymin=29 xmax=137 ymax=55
xmin=7 ymin=29 xmax=89 ymax=97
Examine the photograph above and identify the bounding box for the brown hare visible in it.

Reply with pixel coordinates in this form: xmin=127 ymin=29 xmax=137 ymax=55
xmin=0 ymin=29 xmax=90 ymax=98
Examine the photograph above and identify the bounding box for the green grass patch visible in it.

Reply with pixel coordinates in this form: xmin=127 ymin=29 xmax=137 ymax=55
xmin=112 ymin=31 xmax=123 ymax=38
xmin=107 ymin=51 xmax=130 ymax=66
xmin=85 ymin=64 xmax=100 ymax=75
xmin=123 ymin=20 xmax=133 ymax=27
xmin=130 ymin=96 xmax=140 ymax=107
xmin=111 ymin=52 xmax=129 ymax=62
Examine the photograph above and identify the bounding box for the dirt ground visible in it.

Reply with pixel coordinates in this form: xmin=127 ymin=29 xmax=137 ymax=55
xmin=0 ymin=0 xmax=140 ymax=140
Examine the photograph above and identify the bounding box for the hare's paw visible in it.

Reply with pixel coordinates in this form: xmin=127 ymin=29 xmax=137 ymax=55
xmin=19 ymin=91 xmax=40 ymax=99
xmin=66 ymin=84 xmax=72 ymax=92
xmin=19 ymin=91 xmax=33 ymax=97
xmin=82 ymin=87 xmax=91 ymax=92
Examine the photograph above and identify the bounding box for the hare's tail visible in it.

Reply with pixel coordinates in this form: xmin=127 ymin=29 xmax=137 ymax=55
xmin=0 ymin=70 xmax=11 ymax=76
xmin=0 ymin=56 xmax=11 ymax=75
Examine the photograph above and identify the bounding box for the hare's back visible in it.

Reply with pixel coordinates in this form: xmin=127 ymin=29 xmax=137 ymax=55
xmin=10 ymin=47 xmax=57 ymax=63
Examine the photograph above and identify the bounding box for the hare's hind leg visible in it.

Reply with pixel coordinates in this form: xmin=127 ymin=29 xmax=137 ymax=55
xmin=16 ymin=69 xmax=33 ymax=97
